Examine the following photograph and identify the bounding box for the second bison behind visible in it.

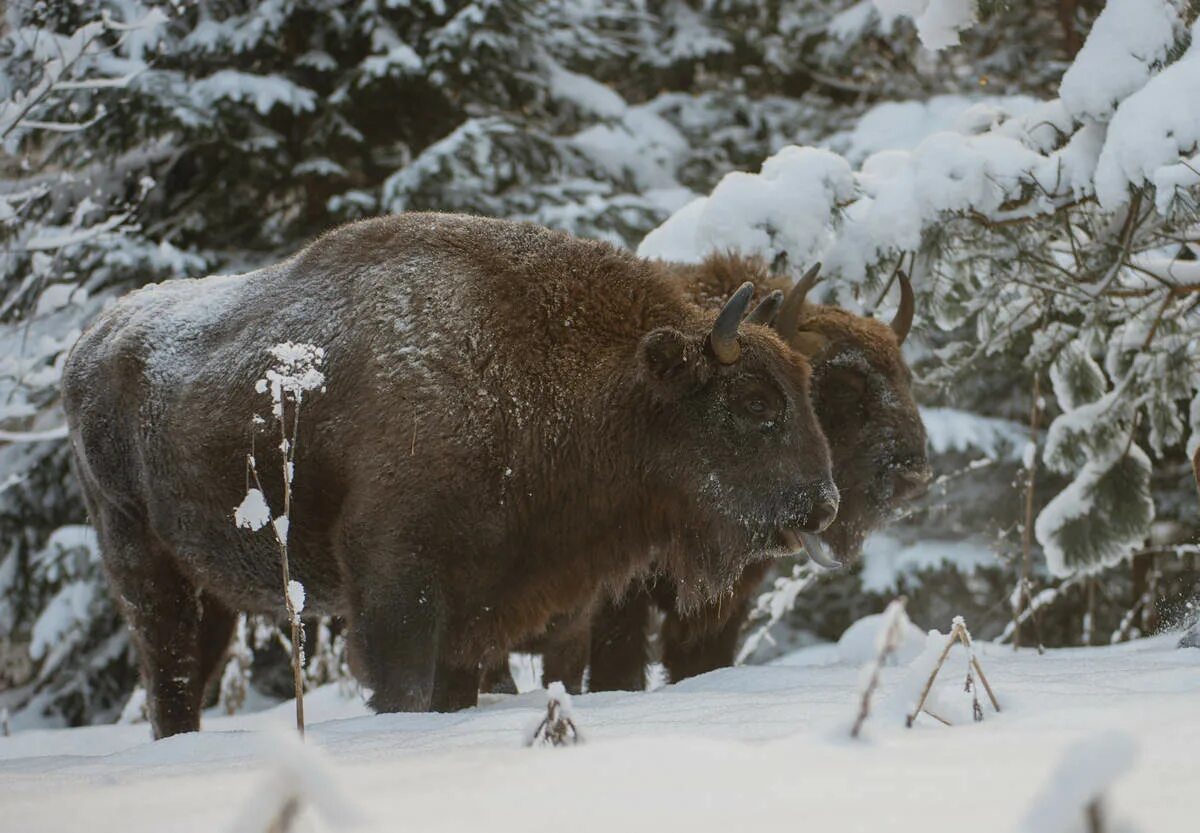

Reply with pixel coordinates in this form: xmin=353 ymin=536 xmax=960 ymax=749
xmin=63 ymin=213 xmax=839 ymax=737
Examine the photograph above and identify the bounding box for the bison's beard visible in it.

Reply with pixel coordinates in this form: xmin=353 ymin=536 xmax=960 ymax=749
xmin=818 ymin=472 xmax=901 ymax=563
xmin=658 ymin=521 xmax=789 ymax=615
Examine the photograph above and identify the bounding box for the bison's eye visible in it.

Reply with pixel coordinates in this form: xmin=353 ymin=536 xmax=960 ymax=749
xmin=730 ymin=378 xmax=783 ymax=424
xmin=822 ymin=367 xmax=868 ymax=404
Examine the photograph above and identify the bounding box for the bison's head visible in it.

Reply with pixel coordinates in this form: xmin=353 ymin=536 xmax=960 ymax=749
xmin=775 ymin=267 xmax=931 ymax=566
xmin=637 ymin=281 xmax=838 ymax=602
xmin=674 ymin=254 xmax=930 ymax=569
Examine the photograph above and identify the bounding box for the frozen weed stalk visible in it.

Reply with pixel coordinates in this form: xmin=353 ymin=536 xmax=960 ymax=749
xmin=906 ymin=616 xmax=1001 ymax=728
xmin=526 ymin=682 xmax=582 ymax=747
xmin=851 ymin=597 xmax=910 ymax=738
xmin=230 ymin=730 xmax=362 ymax=833
xmin=1017 ymin=731 xmax=1137 ymax=833
xmin=233 ymin=342 xmax=327 ymax=737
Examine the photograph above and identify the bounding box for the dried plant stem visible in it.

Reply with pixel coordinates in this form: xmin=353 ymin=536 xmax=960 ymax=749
xmin=527 ymin=697 xmax=581 ymax=747
xmin=1083 ymin=578 xmax=1096 ymax=646
xmin=1023 ymin=577 xmax=1047 ymax=654
xmin=1014 ymin=372 xmax=1042 ymax=652
xmin=906 ymin=633 xmax=958 ymax=728
xmin=281 ymin=402 xmax=305 ymax=738
xmin=264 ymin=795 xmax=302 ymax=833
xmin=1192 ymin=446 xmax=1200 ymax=507
xmin=972 ymin=657 xmax=1001 ymax=713
xmin=907 ymin=618 xmax=1000 ymax=728
xmin=248 ymin=450 xmax=305 ymax=738
xmin=921 ymin=708 xmax=952 ymax=726
xmin=851 ymin=597 xmax=908 ymax=738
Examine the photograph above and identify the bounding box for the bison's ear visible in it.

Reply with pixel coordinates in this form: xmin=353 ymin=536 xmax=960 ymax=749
xmin=639 ymin=327 xmax=704 ymax=394
xmin=790 ymin=329 xmax=829 ymax=357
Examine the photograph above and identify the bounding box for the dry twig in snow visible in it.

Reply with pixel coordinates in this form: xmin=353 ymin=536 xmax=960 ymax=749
xmin=234 ymin=343 xmax=327 ymax=737
xmin=526 ymin=682 xmax=582 ymax=747
xmin=851 ymin=597 xmax=909 ymax=738
xmin=906 ymin=616 xmax=1000 ymax=728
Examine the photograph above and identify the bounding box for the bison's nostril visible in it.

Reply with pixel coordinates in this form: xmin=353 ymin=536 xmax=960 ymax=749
xmin=799 ymin=497 xmax=838 ymax=533
xmin=893 ymin=465 xmax=931 ymax=501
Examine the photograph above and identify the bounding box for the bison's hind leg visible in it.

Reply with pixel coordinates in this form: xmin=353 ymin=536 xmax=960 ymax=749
xmin=96 ymin=510 xmax=208 ymax=739
xmin=480 ymin=660 xmax=519 ymax=695
xmin=196 ymin=591 xmax=238 ymax=708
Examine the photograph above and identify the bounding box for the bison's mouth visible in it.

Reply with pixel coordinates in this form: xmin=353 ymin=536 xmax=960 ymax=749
xmin=780 ymin=528 xmax=843 ymax=571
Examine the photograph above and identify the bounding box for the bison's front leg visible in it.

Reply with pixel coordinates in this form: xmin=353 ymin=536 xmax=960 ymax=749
xmin=346 ymin=556 xmax=444 ymax=712
xmin=431 ymin=663 xmax=480 ymax=712
xmin=659 ymin=562 xmax=768 ymax=683
xmin=587 ymin=588 xmax=653 ymax=692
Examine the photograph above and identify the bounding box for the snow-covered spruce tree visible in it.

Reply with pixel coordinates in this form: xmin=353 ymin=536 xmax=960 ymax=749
xmin=0 ymin=6 xmax=180 ymax=726
xmin=642 ymin=0 xmax=1200 ymax=643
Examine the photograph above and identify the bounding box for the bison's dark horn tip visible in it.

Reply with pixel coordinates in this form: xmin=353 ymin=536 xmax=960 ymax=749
xmin=774 ymin=263 xmax=821 ymax=340
xmin=891 ymin=270 xmax=914 ymax=343
xmin=745 ymin=289 xmax=785 ymax=326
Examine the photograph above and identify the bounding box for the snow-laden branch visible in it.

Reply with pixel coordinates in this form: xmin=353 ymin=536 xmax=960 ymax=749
xmin=639 ymin=0 xmax=1200 ymax=581
xmin=0 ymin=425 xmax=69 ymax=443
xmin=639 ymin=10 xmax=1200 ymax=290
xmin=1095 ymin=22 xmax=1200 ymax=211
xmin=873 ymin=0 xmax=979 ymax=52
xmin=1059 ymin=0 xmax=1185 ymax=123
xmin=1127 ymin=254 xmax=1200 ymax=285
xmin=24 ymin=212 xmax=130 ymax=251
xmin=0 ymin=10 xmax=166 ymax=144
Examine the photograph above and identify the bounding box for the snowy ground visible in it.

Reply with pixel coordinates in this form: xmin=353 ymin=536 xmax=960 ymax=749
xmin=1 ymin=631 xmax=1196 ymax=833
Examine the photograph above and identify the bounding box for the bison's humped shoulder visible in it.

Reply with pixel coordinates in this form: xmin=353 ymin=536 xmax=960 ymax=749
xmin=132 ymin=271 xmax=261 ymax=387
xmin=359 ymin=253 xmax=483 ymax=391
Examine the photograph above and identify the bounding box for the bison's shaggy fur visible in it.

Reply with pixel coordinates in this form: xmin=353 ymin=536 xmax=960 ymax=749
xmin=62 ymin=215 xmax=836 ymax=737
xmin=519 ymin=252 xmax=930 ymax=693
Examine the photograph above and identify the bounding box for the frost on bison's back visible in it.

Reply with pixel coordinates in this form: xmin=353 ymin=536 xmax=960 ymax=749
xmin=61 ymin=212 xmax=835 ymax=735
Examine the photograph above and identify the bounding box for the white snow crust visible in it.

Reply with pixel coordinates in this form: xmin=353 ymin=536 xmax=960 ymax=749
xmin=1 ymin=633 xmax=1195 ymax=833
xmin=286 ymin=580 xmax=305 ymax=615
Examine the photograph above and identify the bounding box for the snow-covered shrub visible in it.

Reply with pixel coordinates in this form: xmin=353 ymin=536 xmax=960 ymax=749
xmin=525 ymin=682 xmax=582 ymax=747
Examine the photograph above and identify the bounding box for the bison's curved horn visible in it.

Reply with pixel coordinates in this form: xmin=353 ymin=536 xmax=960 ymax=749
xmin=745 ymin=290 xmax=784 ymax=327
xmin=891 ymin=270 xmax=914 ymax=343
xmin=774 ymin=262 xmax=821 ymax=341
xmin=709 ymin=281 xmax=755 ymax=364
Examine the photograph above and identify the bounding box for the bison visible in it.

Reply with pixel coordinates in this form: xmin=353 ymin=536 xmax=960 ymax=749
xmin=62 ymin=214 xmax=839 ymax=738
xmin=489 ymin=252 xmax=930 ymax=693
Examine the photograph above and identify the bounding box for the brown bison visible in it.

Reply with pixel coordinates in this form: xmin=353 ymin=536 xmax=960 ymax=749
xmin=61 ymin=214 xmax=839 ymax=738
xmin=491 ymin=253 xmax=930 ymax=693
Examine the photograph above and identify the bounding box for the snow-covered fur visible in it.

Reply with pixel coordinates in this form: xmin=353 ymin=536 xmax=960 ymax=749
xmin=525 ymin=252 xmax=930 ymax=692
xmin=60 ymin=213 xmax=835 ymax=737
